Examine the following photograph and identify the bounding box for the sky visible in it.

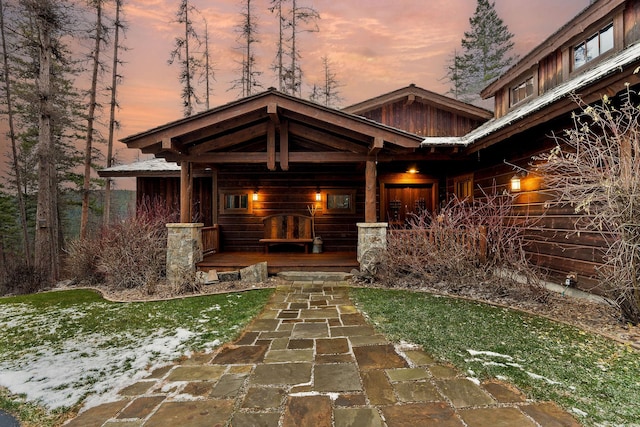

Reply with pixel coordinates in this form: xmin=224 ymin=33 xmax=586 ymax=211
xmin=0 ymin=0 xmax=591 ymax=188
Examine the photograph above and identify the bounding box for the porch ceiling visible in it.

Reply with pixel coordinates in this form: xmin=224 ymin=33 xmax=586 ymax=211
xmin=121 ymin=89 xmax=438 ymax=166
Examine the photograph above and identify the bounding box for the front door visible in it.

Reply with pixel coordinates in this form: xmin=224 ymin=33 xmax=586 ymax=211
xmin=384 ymin=184 xmax=433 ymax=227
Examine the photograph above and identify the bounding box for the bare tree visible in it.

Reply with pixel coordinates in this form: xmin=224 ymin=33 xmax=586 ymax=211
xmin=168 ymin=0 xmax=201 ymax=116
xmin=104 ymin=0 xmax=125 ymax=225
xmin=0 ymin=0 xmax=31 ymax=265
xmin=231 ymin=0 xmax=261 ymax=97
xmin=80 ymin=0 xmax=105 ymax=239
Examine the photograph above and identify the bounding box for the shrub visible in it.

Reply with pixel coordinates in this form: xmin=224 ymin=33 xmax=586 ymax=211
xmin=535 ymin=90 xmax=640 ymax=324
xmin=64 ymin=198 xmax=177 ymax=290
xmin=98 ymin=199 xmax=177 ymax=289
xmin=0 ymin=261 xmax=46 ymax=296
xmin=64 ymin=237 xmax=104 ymax=285
xmin=375 ymin=188 xmax=547 ymax=301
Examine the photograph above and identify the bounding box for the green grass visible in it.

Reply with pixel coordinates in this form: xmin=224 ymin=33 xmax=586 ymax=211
xmin=0 ymin=288 xmax=274 ymax=426
xmin=351 ymin=287 xmax=640 ymax=427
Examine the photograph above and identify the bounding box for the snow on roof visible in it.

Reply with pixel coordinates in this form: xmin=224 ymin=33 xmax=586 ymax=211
xmin=102 ymin=158 xmax=180 ymax=173
xmin=422 ymin=42 xmax=640 ymax=148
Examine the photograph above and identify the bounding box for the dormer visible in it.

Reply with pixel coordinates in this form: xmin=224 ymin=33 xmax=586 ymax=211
xmin=482 ymin=0 xmax=640 ymax=119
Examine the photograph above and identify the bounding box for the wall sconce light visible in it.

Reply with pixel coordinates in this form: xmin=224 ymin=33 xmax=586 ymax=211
xmin=315 ymin=190 xmax=322 ymax=202
xmin=510 ymin=175 xmax=522 ymax=192
xmin=504 ymin=160 xmax=529 ymax=193
xmin=407 ymin=167 xmax=419 ymax=174
xmin=253 ymin=191 xmax=259 ymax=201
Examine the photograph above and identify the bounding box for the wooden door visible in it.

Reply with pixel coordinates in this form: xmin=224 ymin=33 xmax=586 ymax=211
xmin=385 ymin=184 xmax=433 ymax=227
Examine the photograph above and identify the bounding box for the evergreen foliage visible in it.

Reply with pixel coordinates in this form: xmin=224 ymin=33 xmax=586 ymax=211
xmin=447 ymin=0 xmax=517 ymax=103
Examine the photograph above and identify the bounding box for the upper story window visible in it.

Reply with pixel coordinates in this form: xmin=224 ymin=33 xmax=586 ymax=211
xmin=510 ymin=76 xmax=534 ymax=107
xmin=573 ymin=23 xmax=614 ymax=69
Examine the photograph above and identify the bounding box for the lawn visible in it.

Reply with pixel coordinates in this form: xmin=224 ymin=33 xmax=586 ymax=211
xmin=351 ymin=287 xmax=640 ymax=427
xmin=0 ymin=288 xmax=273 ymax=426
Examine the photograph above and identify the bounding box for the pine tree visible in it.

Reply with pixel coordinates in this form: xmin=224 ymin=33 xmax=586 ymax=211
xmin=231 ymin=0 xmax=261 ymax=97
xmin=447 ymin=0 xmax=517 ymax=103
xmin=0 ymin=0 xmax=31 ymax=265
xmin=80 ymin=0 xmax=106 ymax=239
xmin=309 ymin=55 xmax=341 ymax=107
xmin=168 ymin=0 xmax=201 ymax=116
xmin=268 ymin=0 xmax=287 ymax=91
xmin=285 ymin=0 xmax=319 ymax=96
xmin=104 ymin=0 xmax=126 ymax=225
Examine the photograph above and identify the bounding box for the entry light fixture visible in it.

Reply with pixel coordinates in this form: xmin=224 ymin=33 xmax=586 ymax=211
xmin=407 ymin=167 xmax=419 ymax=174
xmin=253 ymin=191 xmax=259 ymax=201
xmin=315 ymin=189 xmax=322 ymax=202
xmin=510 ymin=174 xmax=522 ymax=192
xmin=504 ymin=159 xmax=529 ymax=193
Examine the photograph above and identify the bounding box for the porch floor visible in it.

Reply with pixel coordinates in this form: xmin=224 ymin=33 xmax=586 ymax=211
xmin=198 ymin=251 xmax=359 ymax=275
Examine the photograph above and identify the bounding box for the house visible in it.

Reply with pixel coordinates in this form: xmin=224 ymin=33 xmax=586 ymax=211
xmin=422 ymin=0 xmax=640 ymax=291
xmin=101 ymin=0 xmax=640 ymax=291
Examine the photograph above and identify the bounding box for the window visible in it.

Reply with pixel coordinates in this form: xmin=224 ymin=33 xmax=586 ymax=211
xmin=325 ymin=189 xmax=356 ymax=214
xmin=220 ymin=191 xmax=252 ymax=214
xmin=573 ymin=23 xmax=614 ymax=69
xmin=510 ymin=76 xmax=534 ymax=107
xmin=453 ymin=174 xmax=473 ymax=202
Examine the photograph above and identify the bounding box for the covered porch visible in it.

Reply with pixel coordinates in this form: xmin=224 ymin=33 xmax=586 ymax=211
xmin=115 ymin=89 xmax=459 ymax=279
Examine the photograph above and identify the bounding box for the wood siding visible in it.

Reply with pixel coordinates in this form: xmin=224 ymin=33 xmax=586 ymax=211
xmin=493 ymin=0 xmax=640 ymax=119
xmin=450 ymin=122 xmax=611 ymax=293
xmin=216 ymin=164 xmax=364 ymax=253
xmin=357 ymin=99 xmax=485 ymax=137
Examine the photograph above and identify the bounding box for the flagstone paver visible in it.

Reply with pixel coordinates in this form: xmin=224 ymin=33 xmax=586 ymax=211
xmin=64 ymin=277 xmax=582 ymax=426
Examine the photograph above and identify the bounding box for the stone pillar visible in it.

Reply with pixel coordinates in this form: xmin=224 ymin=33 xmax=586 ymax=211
xmin=357 ymin=222 xmax=388 ymax=274
xmin=166 ymin=223 xmax=203 ymax=284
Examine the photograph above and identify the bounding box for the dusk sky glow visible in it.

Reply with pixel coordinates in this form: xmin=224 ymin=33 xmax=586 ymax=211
xmin=1 ymin=0 xmax=591 ymax=188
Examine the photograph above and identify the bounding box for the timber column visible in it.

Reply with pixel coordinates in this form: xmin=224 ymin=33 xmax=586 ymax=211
xmin=180 ymin=161 xmax=193 ymax=223
xmin=166 ymin=223 xmax=203 ymax=284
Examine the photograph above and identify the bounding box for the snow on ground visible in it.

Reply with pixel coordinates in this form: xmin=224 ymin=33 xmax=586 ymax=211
xmin=466 ymin=348 xmax=565 ymax=387
xmin=0 ymin=302 xmax=224 ymax=411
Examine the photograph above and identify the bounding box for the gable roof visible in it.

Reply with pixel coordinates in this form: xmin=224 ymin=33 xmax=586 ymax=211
xmin=423 ymin=41 xmax=640 ymax=151
xmin=121 ymin=89 xmax=426 ymax=167
xmin=343 ymin=83 xmax=493 ymax=120
xmin=481 ymin=0 xmax=624 ymax=98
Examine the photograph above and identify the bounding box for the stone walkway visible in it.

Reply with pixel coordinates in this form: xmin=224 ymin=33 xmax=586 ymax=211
xmin=65 ymin=277 xmax=581 ymax=427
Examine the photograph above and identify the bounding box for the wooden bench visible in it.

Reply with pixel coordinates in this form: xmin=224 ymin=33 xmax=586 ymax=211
xmin=259 ymin=214 xmax=314 ymax=253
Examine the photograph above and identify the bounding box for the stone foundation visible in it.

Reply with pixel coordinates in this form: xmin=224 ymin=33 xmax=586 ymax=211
xmin=166 ymin=223 xmax=204 ymax=285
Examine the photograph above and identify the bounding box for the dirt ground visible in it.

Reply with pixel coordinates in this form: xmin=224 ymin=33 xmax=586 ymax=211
xmin=75 ymin=274 xmax=640 ymax=352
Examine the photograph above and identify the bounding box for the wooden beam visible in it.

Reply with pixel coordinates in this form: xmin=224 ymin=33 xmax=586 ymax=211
xmin=280 ymin=120 xmax=289 ymax=171
xmin=405 ymin=94 xmax=415 ymax=106
xmin=176 ymin=152 xmax=369 ymax=163
xmin=189 ymin=122 xmax=268 ymax=155
xmin=180 ymin=161 xmax=192 ymax=223
xmin=369 ymin=137 xmax=384 ymax=156
xmin=365 ymin=160 xmax=377 ymax=222
xmin=288 ymin=121 xmax=369 ymax=154
xmin=267 ymin=121 xmax=276 ymax=171
xmin=267 ymin=102 xmax=280 ymax=125
xmin=161 ymin=137 xmax=180 ymax=154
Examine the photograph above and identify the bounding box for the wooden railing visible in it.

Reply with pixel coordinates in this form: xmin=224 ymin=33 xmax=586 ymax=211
xmin=202 ymin=225 xmax=220 ymax=255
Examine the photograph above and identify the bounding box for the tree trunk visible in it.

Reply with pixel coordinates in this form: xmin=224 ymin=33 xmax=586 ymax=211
xmin=0 ymin=0 xmax=31 ymax=265
xmin=104 ymin=0 xmax=123 ymax=226
xmin=81 ymin=0 xmax=103 ymax=239
xmin=34 ymin=0 xmax=60 ymax=283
